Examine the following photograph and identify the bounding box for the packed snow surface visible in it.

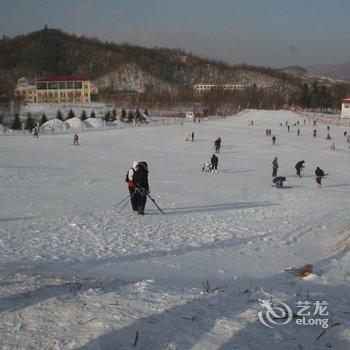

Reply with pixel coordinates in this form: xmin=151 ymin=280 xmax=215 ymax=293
xmin=0 ymin=110 xmax=349 ymax=349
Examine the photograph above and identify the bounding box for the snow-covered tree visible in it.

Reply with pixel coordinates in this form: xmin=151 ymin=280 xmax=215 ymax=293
xmin=56 ymin=109 xmax=64 ymax=121
xmin=111 ymin=107 xmax=117 ymax=122
xmin=120 ymin=107 xmax=127 ymax=122
xmin=80 ymin=110 xmax=87 ymax=121
xmin=67 ymin=109 xmax=75 ymax=119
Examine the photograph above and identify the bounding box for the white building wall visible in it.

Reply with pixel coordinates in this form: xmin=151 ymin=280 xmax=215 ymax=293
xmin=341 ymin=103 xmax=350 ymax=119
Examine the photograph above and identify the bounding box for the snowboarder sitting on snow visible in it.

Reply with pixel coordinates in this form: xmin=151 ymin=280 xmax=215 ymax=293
xmin=273 ymin=176 xmax=286 ymax=188
xmin=126 ymin=160 xmax=139 ymax=211
xmin=313 ymin=129 xmax=317 ymax=137
xmin=202 ymin=162 xmax=212 ymax=172
xmin=133 ymin=161 xmax=149 ymax=215
xmin=326 ymin=133 xmax=331 ymax=140
xmin=315 ymin=167 xmax=325 ymax=186
xmin=211 ymin=154 xmax=219 ymax=174
xmin=295 ymin=160 xmax=305 ymax=178
xmin=73 ymin=133 xmax=79 ymax=146
xmin=272 ymin=157 xmax=279 ymax=177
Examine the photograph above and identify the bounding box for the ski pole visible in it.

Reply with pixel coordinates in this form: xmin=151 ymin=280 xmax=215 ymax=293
xmin=115 ymin=194 xmax=131 ymax=207
xmin=119 ymin=191 xmax=137 ymax=213
xmin=147 ymin=194 xmax=166 ymax=215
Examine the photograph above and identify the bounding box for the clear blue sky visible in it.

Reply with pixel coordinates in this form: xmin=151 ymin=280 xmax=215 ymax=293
xmin=1 ymin=0 xmax=349 ymax=67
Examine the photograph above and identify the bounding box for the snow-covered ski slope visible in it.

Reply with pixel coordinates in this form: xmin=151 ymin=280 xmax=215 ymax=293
xmin=1 ymin=110 xmax=349 ymax=349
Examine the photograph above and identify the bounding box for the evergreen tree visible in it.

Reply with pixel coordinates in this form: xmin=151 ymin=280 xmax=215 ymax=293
xmin=80 ymin=110 xmax=87 ymax=120
xmin=120 ymin=107 xmax=127 ymax=122
xmin=135 ymin=108 xmax=141 ymax=122
xmin=111 ymin=107 xmax=117 ymax=121
xmin=40 ymin=113 xmax=48 ymax=126
xmin=67 ymin=109 xmax=76 ymax=119
xmin=90 ymin=110 xmax=96 ymax=118
xmin=25 ymin=112 xmax=36 ymax=130
xmin=56 ymin=109 xmax=64 ymax=121
xmin=11 ymin=113 xmax=21 ymax=130
xmin=127 ymin=111 xmax=134 ymax=122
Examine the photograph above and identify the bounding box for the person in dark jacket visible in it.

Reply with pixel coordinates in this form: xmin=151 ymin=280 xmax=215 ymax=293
xmin=211 ymin=154 xmax=219 ymax=174
xmin=315 ymin=167 xmax=325 ymax=186
xmin=73 ymin=134 xmax=79 ymax=146
xmin=272 ymin=157 xmax=279 ymax=177
xmin=295 ymin=160 xmax=305 ymax=178
xmin=271 ymin=136 xmax=276 ymax=145
xmin=127 ymin=160 xmax=139 ymax=211
xmin=214 ymin=138 xmax=221 ymax=153
xmin=273 ymin=176 xmax=286 ymax=188
xmin=133 ymin=162 xmax=149 ymax=215
xmin=191 ymin=132 xmax=195 ymax=142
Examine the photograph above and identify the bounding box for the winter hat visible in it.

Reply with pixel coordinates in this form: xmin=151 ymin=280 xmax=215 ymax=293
xmin=133 ymin=160 xmax=139 ymax=169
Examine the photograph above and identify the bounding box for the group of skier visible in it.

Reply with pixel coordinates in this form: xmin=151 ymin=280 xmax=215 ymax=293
xmin=272 ymin=158 xmax=325 ymax=188
xmin=123 ymin=116 xmax=344 ymax=214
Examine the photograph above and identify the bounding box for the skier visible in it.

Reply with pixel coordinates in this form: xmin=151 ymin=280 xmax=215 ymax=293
xmin=133 ymin=162 xmax=149 ymax=215
xmin=273 ymin=176 xmax=286 ymax=188
xmin=344 ymin=131 xmax=347 ymax=137
xmin=33 ymin=127 xmax=39 ymax=138
xmin=214 ymin=137 xmax=221 ymax=153
xmin=326 ymin=133 xmax=331 ymax=140
xmin=202 ymin=162 xmax=212 ymax=172
xmin=295 ymin=160 xmax=305 ymax=178
xmin=211 ymin=154 xmax=219 ymax=174
xmin=191 ymin=131 xmax=195 ymax=142
xmin=327 ymin=126 xmax=330 ymax=131
xmin=313 ymin=129 xmax=317 ymax=138
xmin=126 ymin=161 xmax=139 ymax=211
xmin=315 ymin=167 xmax=325 ymax=186
xmin=272 ymin=157 xmax=279 ymax=177
xmin=271 ymin=136 xmax=276 ymax=145
xmin=297 ymin=129 xmax=300 ymax=136
xmin=73 ymin=133 xmax=79 ymax=146
xmin=287 ymin=125 xmax=290 ymax=132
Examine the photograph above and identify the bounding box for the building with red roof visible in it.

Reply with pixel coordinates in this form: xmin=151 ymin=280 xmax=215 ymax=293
xmin=36 ymin=75 xmax=92 ymax=103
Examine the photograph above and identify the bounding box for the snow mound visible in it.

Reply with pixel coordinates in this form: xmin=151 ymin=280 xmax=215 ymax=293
xmin=40 ymin=119 xmax=67 ymax=132
xmin=64 ymin=117 xmax=82 ymax=130
xmin=83 ymin=118 xmax=104 ymax=128
xmin=0 ymin=123 xmax=6 ymax=134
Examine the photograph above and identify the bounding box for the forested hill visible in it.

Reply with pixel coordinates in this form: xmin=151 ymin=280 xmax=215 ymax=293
xmin=0 ymin=27 xmax=304 ymax=95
